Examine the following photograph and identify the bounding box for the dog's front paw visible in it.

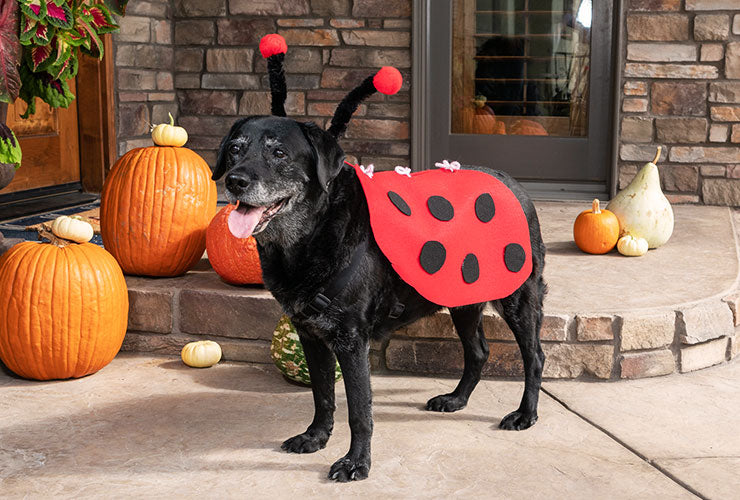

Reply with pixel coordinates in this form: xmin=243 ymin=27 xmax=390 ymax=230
xmin=499 ymin=410 xmax=538 ymax=430
xmin=425 ymin=393 xmax=467 ymax=412
xmin=281 ymin=430 xmax=330 ymax=454
xmin=328 ymin=456 xmax=370 ymax=482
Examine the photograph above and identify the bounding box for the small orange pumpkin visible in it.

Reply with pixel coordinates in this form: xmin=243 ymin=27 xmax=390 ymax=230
xmin=206 ymin=205 xmax=263 ymax=285
xmin=101 ymin=128 xmax=217 ymax=277
xmin=510 ymin=119 xmax=548 ymax=136
xmin=472 ymin=95 xmax=498 ymax=134
xmin=0 ymin=232 xmax=129 ymax=380
xmin=573 ymin=199 xmax=620 ymax=254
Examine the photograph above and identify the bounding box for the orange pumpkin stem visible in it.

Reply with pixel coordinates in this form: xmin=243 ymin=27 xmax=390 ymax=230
xmin=652 ymin=146 xmax=662 ymax=165
xmin=592 ymin=198 xmax=601 ymax=214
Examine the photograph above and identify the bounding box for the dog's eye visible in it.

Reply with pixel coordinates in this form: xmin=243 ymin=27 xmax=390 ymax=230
xmin=229 ymin=144 xmax=240 ymax=155
xmin=273 ymin=149 xmax=287 ymax=159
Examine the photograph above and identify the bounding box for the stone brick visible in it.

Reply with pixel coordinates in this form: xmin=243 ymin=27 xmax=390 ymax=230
xmin=277 ymin=19 xmax=324 ymax=27
xmin=174 ymin=0 xmax=225 ymax=16
xmin=179 ymin=290 xmax=283 ymax=340
xmin=620 ymin=311 xmax=675 ymax=351
xmin=310 ymin=0 xmax=349 ymax=16
xmin=732 ymin=124 xmax=740 ymax=143
xmin=308 ymin=89 xmax=384 ymax=102
xmin=711 ymin=106 xmax=740 ymax=122
xmin=216 ymin=18 xmax=276 ymax=45
xmin=725 ymin=43 xmax=740 ymax=79
xmin=153 ymin=20 xmax=171 ymax=44
xmin=626 ymin=14 xmax=688 ymax=41
xmin=259 ymin=74 xmax=321 ymax=90
xmin=178 ymin=90 xmax=238 ymax=115
xmin=119 ymin=139 xmax=153 ymax=155
xmin=118 ymin=69 xmax=157 ymax=90
xmin=365 ymin=103 xmax=407 ymax=119
xmin=385 ymin=339 xmax=463 ymax=375
xmin=665 ymin=194 xmax=700 ymax=203
xmin=480 ymin=312 xmax=512 ymax=341
xmin=157 ymin=72 xmax=173 ymax=91
xmin=542 ymin=344 xmax=614 ymax=379
xmin=671 ymin=146 xmax=740 ymax=163
xmin=396 ymin=311 xmax=455 ymax=339
xmin=353 ymin=0 xmax=410 ymax=17
xmin=727 ymin=165 xmax=740 ymax=178
xmin=623 ymin=98 xmax=648 ymax=112
xmin=700 ymin=165 xmax=726 ymax=176
xmin=702 ymin=178 xmax=740 ymax=205
xmin=722 ymin=294 xmax=740 ymax=327
xmin=730 ymin=334 xmax=740 ymax=359
xmin=239 ymin=91 xmax=305 ymax=116
xmin=700 ymin=44 xmax=724 ymax=62
xmin=206 ymin=48 xmax=253 ymax=73
xmin=385 ymin=19 xmax=411 ymax=29
xmin=127 ymin=289 xmax=173 ymax=333
xmin=121 ymin=333 xmax=194 ymax=356
xmin=620 ymin=350 xmax=675 ymax=378
xmin=629 ymin=0 xmax=680 ymax=9
xmin=330 ymin=48 xmax=411 ymax=68
xmin=686 ymin=0 xmax=738 ymax=9
xmin=709 ymin=124 xmax=729 ymax=142
xmin=127 ymin=1 xmax=169 ymax=17
xmin=620 ymin=144 xmax=669 ymax=162
xmin=117 ymin=16 xmax=151 ymax=43
xmin=175 ymin=48 xmax=203 ymax=72
xmin=345 ymin=119 xmax=409 ymax=140
xmin=341 ymin=30 xmax=410 ymax=47
xmin=655 ymin=117 xmax=707 ymax=143
xmin=651 ymin=82 xmax=707 ymax=116
xmin=735 ymin=15 xmax=740 ymax=35
xmin=175 ymin=73 xmax=200 ymax=89
xmin=322 ymin=68 xmax=385 ymax=89
xmin=174 ymin=20 xmax=214 ymax=45
xmin=618 ymin=164 xmax=634 ymax=189
xmin=660 ymin=165 xmax=699 ymax=191
xmin=483 ymin=343 xmax=525 ymax=377
xmin=116 ymin=45 xmax=173 ymax=69
xmin=680 ymin=338 xmax=728 ymax=372
xmin=278 ymin=29 xmax=340 ymax=46
xmin=539 ymin=314 xmax=569 ymax=341
xmin=576 ymin=315 xmax=615 ymax=341
xmin=118 ymin=103 xmax=149 ymax=137
xmin=178 ymin=116 xmax=236 ymax=136
xmin=710 ymin=82 xmax=740 ymax=103
xmin=694 ymin=14 xmax=730 ymax=41
xmin=307 ymin=101 xmax=365 ymax=116
xmin=147 ymin=92 xmax=176 ymax=102
xmin=219 ymin=339 xmax=271 ymax=363
xmin=624 ymin=63 xmax=717 ymax=79
xmin=119 ymin=92 xmax=147 ymax=102
xmin=342 ymin=140 xmax=410 ymax=157
xmin=230 ymin=0 xmax=310 ymax=15
xmin=330 ymin=19 xmax=365 ymax=28
xmin=202 ymin=74 xmax=260 ymax=90
xmin=677 ymin=301 xmax=734 ymax=344
xmin=621 ymin=116 xmax=653 ymax=142
xmin=624 ymin=81 xmax=648 ymax=96
xmin=151 ymin=105 xmax=175 ymax=125
xmin=254 ymin=48 xmax=323 ymax=74
xmin=627 ymin=43 xmax=696 ymax=62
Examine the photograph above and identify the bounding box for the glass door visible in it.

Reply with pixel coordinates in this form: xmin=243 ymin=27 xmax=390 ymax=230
xmin=422 ymin=0 xmax=615 ymax=195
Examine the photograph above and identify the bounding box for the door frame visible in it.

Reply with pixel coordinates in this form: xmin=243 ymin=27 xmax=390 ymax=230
xmin=412 ymin=0 xmax=624 ymax=199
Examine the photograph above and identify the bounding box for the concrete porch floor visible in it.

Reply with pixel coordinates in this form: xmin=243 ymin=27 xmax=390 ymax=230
xmin=2 ymin=353 xmax=739 ymax=498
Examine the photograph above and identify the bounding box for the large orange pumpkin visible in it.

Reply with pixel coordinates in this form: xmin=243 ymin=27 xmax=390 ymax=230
xmin=0 ymin=238 xmax=129 ymax=380
xmin=206 ymin=205 xmax=263 ymax=285
xmin=510 ymin=119 xmax=548 ymax=136
xmin=101 ymin=144 xmax=217 ymax=277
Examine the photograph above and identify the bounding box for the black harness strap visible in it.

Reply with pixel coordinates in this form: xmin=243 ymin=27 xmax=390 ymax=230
xmin=294 ymin=238 xmax=404 ymax=320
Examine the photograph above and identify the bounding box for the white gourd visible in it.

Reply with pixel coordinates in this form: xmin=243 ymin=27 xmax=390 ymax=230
xmin=181 ymin=340 xmax=222 ymax=368
xmin=51 ymin=216 xmax=94 ymax=243
xmin=617 ymin=235 xmax=649 ymax=257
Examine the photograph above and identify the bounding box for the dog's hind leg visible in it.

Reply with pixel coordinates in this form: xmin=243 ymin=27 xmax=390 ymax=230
xmin=281 ymin=333 xmax=337 ymax=453
xmin=426 ymin=304 xmax=488 ymax=413
xmin=496 ymin=274 xmax=546 ymax=430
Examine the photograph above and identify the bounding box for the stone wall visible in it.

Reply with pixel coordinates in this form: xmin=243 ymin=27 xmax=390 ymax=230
xmin=620 ymin=0 xmax=740 ymax=205
xmin=113 ymin=1 xmax=176 ymax=156
xmin=114 ymin=0 xmax=412 ymax=173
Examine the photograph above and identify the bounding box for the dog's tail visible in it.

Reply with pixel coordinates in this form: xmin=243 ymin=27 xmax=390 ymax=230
xmin=259 ymin=34 xmax=288 ymax=117
xmin=327 ymin=66 xmax=403 ymax=139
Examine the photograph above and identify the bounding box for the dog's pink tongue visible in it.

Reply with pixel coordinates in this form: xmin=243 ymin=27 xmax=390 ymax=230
xmin=228 ymin=205 xmax=266 ymax=239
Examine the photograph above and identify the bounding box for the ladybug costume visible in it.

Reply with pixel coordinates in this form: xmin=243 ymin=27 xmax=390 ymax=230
xmin=259 ymin=35 xmax=532 ymax=309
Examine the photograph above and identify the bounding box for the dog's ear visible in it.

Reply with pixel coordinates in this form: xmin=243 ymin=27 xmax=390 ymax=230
xmin=300 ymin=122 xmax=345 ymax=192
xmin=214 ymin=117 xmax=253 ymax=181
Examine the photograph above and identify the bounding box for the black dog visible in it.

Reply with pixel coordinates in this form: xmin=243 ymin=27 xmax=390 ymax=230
xmin=212 ymin=45 xmax=546 ymax=483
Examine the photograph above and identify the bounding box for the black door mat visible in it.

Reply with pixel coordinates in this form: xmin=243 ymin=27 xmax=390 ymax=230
xmin=0 ymin=191 xmax=99 ymax=221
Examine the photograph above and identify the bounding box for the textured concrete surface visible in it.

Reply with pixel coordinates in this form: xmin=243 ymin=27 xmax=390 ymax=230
xmin=537 ymin=203 xmax=737 ymax=313
xmin=3 ymin=353 xmax=736 ymax=498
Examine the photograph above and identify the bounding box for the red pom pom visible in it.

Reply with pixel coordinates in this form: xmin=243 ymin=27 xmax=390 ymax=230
xmin=373 ymin=67 xmax=403 ymax=95
xmin=259 ymin=34 xmax=287 ymax=58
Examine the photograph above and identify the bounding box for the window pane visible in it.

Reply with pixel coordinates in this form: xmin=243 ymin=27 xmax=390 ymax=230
xmin=451 ymin=0 xmax=591 ymax=137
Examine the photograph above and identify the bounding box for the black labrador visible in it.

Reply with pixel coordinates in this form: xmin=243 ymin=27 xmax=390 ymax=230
xmin=212 ymin=50 xmax=547 ymax=483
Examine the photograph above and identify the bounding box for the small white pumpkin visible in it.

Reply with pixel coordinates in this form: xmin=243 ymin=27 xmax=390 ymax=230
xmin=181 ymin=340 xmax=222 ymax=368
xmin=617 ymin=235 xmax=649 ymax=257
xmin=151 ymin=112 xmax=188 ymax=147
xmin=51 ymin=216 xmax=94 ymax=243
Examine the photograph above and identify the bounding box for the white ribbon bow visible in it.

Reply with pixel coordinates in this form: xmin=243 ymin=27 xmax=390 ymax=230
xmin=394 ymin=166 xmax=412 ymax=177
xmin=359 ymin=164 xmax=375 ymax=178
xmin=435 ymin=160 xmax=461 ymax=172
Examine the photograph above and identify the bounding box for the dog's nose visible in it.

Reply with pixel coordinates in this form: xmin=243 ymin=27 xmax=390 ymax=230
xmin=226 ymin=172 xmax=250 ymax=192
